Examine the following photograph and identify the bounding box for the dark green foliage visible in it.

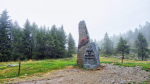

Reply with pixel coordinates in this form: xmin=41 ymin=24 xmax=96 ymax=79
xmin=57 ymin=25 xmax=67 ymax=57
xmin=30 ymin=23 xmax=38 ymax=57
xmin=11 ymin=21 xmax=25 ymax=60
xmin=23 ymin=19 xmax=32 ymax=59
xmin=67 ymin=33 xmax=76 ymax=57
xmin=0 ymin=10 xmax=12 ymax=61
xmin=50 ymin=25 xmax=61 ymax=58
xmin=135 ymin=33 xmax=149 ymax=61
xmin=34 ymin=25 xmax=68 ymax=59
xmin=0 ymin=10 xmax=74 ymax=61
xmin=102 ymin=32 xmax=114 ymax=54
xmin=115 ymin=37 xmax=130 ymax=63
xmin=44 ymin=33 xmax=55 ymax=59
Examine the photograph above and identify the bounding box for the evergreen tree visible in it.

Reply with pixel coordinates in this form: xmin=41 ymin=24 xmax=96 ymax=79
xmin=102 ymin=32 xmax=114 ymax=54
xmin=11 ymin=21 xmax=25 ymax=60
xmin=67 ymin=33 xmax=76 ymax=57
xmin=116 ymin=37 xmax=130 ymax=63
xmin=57 ymin=25 xmax=67 ymax=57
xmin=0 ymin=10 xmax=76 ymax=61
xmin=29 ymin=22 xmax=40 ymax=59
xmin=44 ymin=32 xmax=55 ymax=58
xmin=135 ymin=32 xmax=149 ymax=61
xmin=0 ymin=10 xmax=12 ymax=61
xmin=50 ymin=25 xmax=61 ymax=58
xmin=40 ymin=26 xmax=46 ymax=58
xmin=35 ymin=27 xmax=44 ymax=59
xmin=30 ymin=22 xmax=38 ymax=54
xmin=23 ymin=19 xmax=32 ymax=59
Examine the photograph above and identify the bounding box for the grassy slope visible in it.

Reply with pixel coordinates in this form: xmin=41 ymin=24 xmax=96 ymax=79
xmin=0 ymin=55 xmax=150 ymax=82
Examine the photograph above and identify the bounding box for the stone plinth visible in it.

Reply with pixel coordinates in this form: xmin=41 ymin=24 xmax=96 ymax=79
xmin=84 ymin=42 xmax=100 ymax=69
xmin=77 ymin=20 xmax=90 ymax=66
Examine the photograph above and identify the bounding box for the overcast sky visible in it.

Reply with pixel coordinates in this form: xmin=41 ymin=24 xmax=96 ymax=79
xmin=0 ymin=0 xmax=150 ymax=46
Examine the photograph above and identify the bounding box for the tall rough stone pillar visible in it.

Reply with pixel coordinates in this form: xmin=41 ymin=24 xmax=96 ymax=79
xmin=77 ymin=20 xmax=90 ymax=66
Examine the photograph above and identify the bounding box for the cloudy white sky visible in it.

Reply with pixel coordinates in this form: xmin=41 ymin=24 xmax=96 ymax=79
xmin=0 ymin=0 xmax=150 ymax=46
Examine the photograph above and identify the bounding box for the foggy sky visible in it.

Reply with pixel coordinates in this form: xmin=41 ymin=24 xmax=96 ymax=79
xmin=0 ymin=0 xmax=150 ymax=46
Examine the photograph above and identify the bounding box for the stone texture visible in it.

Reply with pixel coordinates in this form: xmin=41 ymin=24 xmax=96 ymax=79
xmin=77 ymin=20 xmax=90 ymax=66
xmin=84 ymin=42 xmax=100 ymax=69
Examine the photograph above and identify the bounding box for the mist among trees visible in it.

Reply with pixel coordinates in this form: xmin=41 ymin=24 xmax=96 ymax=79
xmin=95 ymin=21 xmax=150 ymax=60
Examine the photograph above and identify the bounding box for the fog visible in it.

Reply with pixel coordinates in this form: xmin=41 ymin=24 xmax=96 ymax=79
xmin=1 ymin=0 xmax=150 ymax=46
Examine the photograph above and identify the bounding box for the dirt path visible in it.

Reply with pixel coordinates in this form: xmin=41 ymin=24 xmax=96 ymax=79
xmin=8 ymin=63 xmax=150 ymax=84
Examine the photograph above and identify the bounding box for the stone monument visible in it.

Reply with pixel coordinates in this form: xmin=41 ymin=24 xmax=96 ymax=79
xmin=77 ymin=20 xmax=90 ymax=66
xmin=84 ymin=42 xmax=100 ymax=69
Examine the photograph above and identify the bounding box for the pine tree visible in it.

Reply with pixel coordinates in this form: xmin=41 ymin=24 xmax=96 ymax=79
xmin=23 ymin=19 xmax=32 ymax=59
xmin=0 ymin=10 xmax=12 ymax=61
xmin=12 ymin=21 xmax=25 ymax=60
xmin=102 ymin=32 xmax=114 ymax=55
xmin=57 ymin=25 xmax=67 ymax=57
xmin=44 ymin=32 xmax=55 ymax=58
xmin=116 ymin=37 xmax=130 ymax=63
xmin=67 ymin=33 xmax=75 ymax=57
xmin=50 ymin=25 xmax=61 ymax=58
xmin=30 ymin=22 xmax=38 ymax=54
xmin=35 ymin=28 xmax=44 ymax=59
xmin=135 ymin=32 xmax=149 ymax=61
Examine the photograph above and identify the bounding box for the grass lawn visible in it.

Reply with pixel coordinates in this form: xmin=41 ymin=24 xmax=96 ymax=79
xmin=0 ymin=55 xmax=150 ymax=83
xmin=0 ymin=55 xmax=76 ymax=82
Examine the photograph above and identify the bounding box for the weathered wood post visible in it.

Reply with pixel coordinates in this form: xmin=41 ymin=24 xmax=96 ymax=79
xmin=18 ymin=62 xmax=21 ymax=75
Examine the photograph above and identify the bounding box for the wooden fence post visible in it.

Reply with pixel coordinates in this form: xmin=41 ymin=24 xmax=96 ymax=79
xmin=18 ymin=62 xmax=21 ymax=75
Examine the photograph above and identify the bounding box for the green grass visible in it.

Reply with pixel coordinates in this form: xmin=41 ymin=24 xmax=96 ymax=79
xmin=100 ymin=57 xmax=150 ymax=71
xmin=114 ymin=62 xmax=150 ymax=71
xmin=0 ymin=55 xmax=76 ymax=81
xmin=0 ymin=55 xmax=150 ymax=83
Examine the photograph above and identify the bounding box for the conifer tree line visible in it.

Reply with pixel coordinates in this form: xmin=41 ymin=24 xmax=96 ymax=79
xmin=95 ymin=22 xmax=150 ymax=61
xmin=97 ymin=22 xmax=150 ymax=48
xmin=0 ymin=10 xmax=76 ymax=61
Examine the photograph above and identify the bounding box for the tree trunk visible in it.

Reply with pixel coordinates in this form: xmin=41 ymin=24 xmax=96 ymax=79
xmin=142 ymin=55 xmax=143 ymax=61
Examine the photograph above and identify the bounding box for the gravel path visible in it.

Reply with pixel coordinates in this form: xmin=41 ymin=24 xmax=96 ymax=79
xmin=11 ymin=63 xmax=150 ymax=84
